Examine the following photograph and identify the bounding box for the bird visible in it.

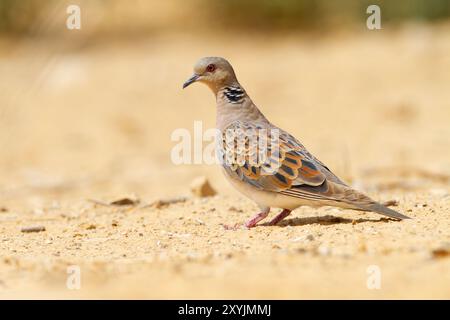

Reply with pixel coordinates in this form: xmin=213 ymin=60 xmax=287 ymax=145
xmin=183 ymin=56 xmax=410 ymax=228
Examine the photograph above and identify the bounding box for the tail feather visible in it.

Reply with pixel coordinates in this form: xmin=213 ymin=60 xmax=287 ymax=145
xmin=287 ymin=181 xmax=411 ymax=220
xmin=354 ymin=202 xmax=411 ymax=220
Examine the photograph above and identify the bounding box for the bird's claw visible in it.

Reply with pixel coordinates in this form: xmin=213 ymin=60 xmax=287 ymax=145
xmin=222 ymin=223 xmax=245 ymax=230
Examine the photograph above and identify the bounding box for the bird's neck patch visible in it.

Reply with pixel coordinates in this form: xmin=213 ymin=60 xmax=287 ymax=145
xmin=223 ymin=86 xmax=245 ymax=104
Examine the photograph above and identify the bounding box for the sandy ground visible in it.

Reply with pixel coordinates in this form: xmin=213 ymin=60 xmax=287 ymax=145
xmin=0 ymin=25 xmax=449 ymax=299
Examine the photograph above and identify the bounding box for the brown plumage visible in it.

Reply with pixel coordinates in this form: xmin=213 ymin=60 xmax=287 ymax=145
xmin=183 ymin=57 xmax=410 ymax=228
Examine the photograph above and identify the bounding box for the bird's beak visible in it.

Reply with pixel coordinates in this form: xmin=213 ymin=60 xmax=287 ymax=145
xmin=182 ymin=74 xmax=200 ymax=89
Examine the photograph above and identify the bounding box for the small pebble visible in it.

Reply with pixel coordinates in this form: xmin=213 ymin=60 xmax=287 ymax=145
xmin=190 ymin=176 xmax=217 ymax=197
xmin=431 ymin=245 xmax=450 ymax=259
xmin=21 ymin=225 xmax=46 ymax=233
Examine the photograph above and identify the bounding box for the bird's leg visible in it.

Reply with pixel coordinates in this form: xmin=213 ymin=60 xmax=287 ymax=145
xmin=222 ymin=207 xmax=271 ymax=230
xmin=245 ymin=207 xmax=270 ymax=228
xmin=268 ymin=209 xmax=292 ymax=226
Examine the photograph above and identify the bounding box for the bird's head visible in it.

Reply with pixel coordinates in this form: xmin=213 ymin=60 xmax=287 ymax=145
xmin=183 ymin=57 xmax=237 ymax=91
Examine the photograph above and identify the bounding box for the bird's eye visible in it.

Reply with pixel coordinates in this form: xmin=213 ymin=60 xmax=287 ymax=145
xmin=206 ymin=64 xmax=216 ymax=72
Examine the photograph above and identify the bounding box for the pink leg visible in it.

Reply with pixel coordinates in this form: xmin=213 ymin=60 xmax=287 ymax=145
xmin=245 ymin=209 xmax=270 ymax=228
xmin=268 ymin=209 xmax=291 ymax=226
xmin=223 ymin=208 xmax=270 ymax=230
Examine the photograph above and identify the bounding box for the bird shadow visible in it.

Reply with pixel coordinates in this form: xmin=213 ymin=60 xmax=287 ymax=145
xmin=261 ymin=214 xmax=393 ymax=227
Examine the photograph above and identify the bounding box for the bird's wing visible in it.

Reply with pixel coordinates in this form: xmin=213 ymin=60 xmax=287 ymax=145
xmin=219 ymin=121 xmax=330 ymax=191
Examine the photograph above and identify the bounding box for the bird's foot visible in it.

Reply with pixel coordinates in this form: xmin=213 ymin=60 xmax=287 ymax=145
xmin=222 ymin=223 xmax=243 ymax=230
xmin=223 ymin=209 xmax=270 ymax=230
xmin=267 ymin=209 xmax=291 ymax=226
xmin=245 ymin=210 xmax=270 ymax=228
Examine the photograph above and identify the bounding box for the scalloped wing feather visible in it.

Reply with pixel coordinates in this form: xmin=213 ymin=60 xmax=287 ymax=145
xmin=220 ymin=121 xmax=327 ymax=192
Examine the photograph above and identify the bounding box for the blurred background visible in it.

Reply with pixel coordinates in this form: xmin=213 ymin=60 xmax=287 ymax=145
xmin=1 ymin=0 xmax=450 ymax=35
xmin=1 ymin=0 xmax=450 ymax=299
xmin=0 ymin=0 xmax=449 ymax=206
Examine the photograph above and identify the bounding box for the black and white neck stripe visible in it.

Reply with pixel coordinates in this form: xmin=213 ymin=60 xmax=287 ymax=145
xmin=223 ymin=86 xmax=245 ymax=104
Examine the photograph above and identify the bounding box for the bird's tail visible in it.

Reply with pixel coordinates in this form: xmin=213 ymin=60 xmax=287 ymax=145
xmin=352 ymin=202 xmax=411 ymax=220
xmin=293 ymin=181 xmax=411 ymax=220
xmin=333 ymin=184 xmax=411 ymax=220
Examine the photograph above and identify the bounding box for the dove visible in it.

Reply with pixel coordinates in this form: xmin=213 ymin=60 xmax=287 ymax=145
xmin=183 ymin=57 xmax=410 ymax=228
